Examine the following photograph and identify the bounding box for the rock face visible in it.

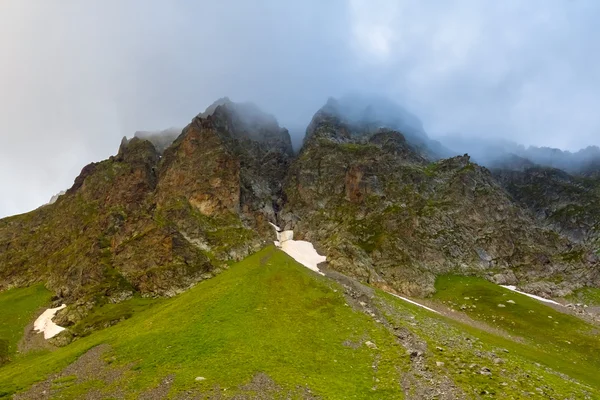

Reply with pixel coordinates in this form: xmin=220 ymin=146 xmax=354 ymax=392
xmin=281 ymin=101 xmax=599 ymax=296
xmin=159 ymin=99 xmax=293 ymax=232
xmin=306 ymin=96 xmax=451 ymax=160
xmin=493 ymin=165 xmax=600 ymax=250
xmin=0 ymin=137 xmax=189 ymax=304
xmin=0 ymin=95 xmax=599 ymax=327
xmin=0 ymin=99 xmax=292 ymax=325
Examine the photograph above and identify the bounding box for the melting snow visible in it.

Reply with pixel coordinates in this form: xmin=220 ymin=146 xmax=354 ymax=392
xmin=270 ymin=223 xmax=326 ymax=275
xmin=34 ymin=304 xmax=67 ymax=339
xmin=269 ymin=223 xmax=441 ymax=312
xmin=268 ymin=223 xmax=442 ymax=313
xmin=280 ymin=240 xmax=327 ymax=275
xmin=501 ymin=285 xmax=562 ymax=306
xmin=268 ymin=222 xmax=281 ymax=232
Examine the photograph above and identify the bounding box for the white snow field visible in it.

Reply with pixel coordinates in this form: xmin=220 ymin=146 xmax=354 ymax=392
xmin=33 ymin=304 xmax=67 ymax=339
xmin=270 ymin=223 xmax=326 ymax=275
xmin=280 ymin=240 xmax=327 ymax=275
xmin=501 ymin=285 xmax=563 ymax=306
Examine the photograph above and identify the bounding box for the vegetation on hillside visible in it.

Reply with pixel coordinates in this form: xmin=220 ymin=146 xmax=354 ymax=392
xmin=0 ymin=248 xmax=406 ymax=398
xmin=0 ymin=284 xmax=51 ymax=362
xmin=432 ymin=275 xmax=600 ymax=388
xmin=2 ymin=251 xmax=599 ymax=398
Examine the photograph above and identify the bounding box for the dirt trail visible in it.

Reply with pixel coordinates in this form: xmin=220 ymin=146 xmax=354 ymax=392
xmin=14 ymin=344 xmax=129 ymax=400
xmin=322 ymin=268 xmax=467 ymax=400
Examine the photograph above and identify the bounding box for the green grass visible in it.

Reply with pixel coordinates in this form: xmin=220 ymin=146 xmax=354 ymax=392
xmin=3 ymin=259 xmax=600 ymax=398
xmin=0 ymin=284 xmax=51 ymax=356
xmin=70 ymin=296 xmax=159 ymax=338
xmin=379 ymin=289 xmax=600 ymax=398
xmin=0 ymin=247 xmax=406 ymax=398
xmin=424 ymin=162 xmax=439 ymax=177
xmin=565 ymin=287 xmax=600 ymax=306
xmin=431 ymin=275 xmax=600 ymax=391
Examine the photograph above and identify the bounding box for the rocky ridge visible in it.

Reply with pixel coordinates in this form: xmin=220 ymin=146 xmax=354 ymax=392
xmin=281 ymin=102 xmax=600 ymax=297
xmin=493 ymin=164 xmax=600 ymax=249
xmin=0 ymin=96 xmax=599 ymax=330
xmin=0 ymin=99 xmax=292 ymax=328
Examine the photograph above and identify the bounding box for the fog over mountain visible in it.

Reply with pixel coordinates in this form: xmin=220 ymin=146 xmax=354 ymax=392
xmin=2 ymin=0 xmax=600 ymax=217
xmin=439 ymin=135 xmax=600 ymax=175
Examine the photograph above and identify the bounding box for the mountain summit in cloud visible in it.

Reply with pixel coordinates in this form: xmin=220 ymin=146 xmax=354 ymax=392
xmin=2 ymin=2 xmax=600 ymax=217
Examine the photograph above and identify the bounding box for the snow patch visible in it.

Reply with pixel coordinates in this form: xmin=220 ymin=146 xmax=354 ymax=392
xmin=388 ymin=292 xmax=440 ymax=314
xmin=270 ymin=223 xmax=326 ymax=275
xmin=34 ymin=304 xmax=67 ymax=339
xmin=278 ymin=230 xmax=294 ymax=242
xmin=268 ymin=223 xmax=441 ymax=313
xmin=501 ymin=285 xmax=562 ymax=306
xmin=268 ymin=222 xmax=281 ymax=232
xmin=280 ymin=240 xmax=327 ymax=275
xmin=268 ymin=223 xmax=441 ymax=311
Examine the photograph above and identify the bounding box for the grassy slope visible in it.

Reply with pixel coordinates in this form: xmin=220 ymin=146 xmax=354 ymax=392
xmin=2 ymin=254 xmax=600 ymax=398
xmin=69 ymin=296 xmax=158 ymax=338
xmin=0 ymin=284 xmax=51 ymax=356
xmin=431 ymin=275 xmax=600 ymax=392
xmin=0 ymin=247 xmax=405 ymax=399
xmin=380 ymin=291 xmax=600 ymax=399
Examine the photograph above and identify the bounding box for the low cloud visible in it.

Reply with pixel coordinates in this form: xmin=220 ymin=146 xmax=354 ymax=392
xmin=1 ymin=1 xmax=599 ymax=216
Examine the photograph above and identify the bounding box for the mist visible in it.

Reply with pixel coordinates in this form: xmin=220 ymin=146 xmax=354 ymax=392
xmin=1 ymin=1 xmax=600 ymax=218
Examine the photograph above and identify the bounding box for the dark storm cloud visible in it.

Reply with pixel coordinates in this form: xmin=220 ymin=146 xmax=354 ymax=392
xmin=1 ymin=0 xmax=599 ymax=217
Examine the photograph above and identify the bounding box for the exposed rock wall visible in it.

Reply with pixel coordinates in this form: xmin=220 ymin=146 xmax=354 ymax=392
xmin=281 ymin=103 xmax=600 ymax=296
xmin=493 ymin=166 xmax=600 ymax=249
xmin=0 ymin=100 xmax=293 ymax=325
xmin=0 ymin=96 xmax=598 ymax=327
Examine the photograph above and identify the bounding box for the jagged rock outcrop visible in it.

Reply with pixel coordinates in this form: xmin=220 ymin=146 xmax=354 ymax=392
xmin=310 ymin=96 xmax=452 ymax=160
xmin=281 ymin=102 xmax=599 ymax=297
xmin=0 ymin=137 xmax=213 ymax=304
xmin=1 ymin=94 xmax=599 ymax=332
xmin=158 ymin=99 xmax=293 ymax=236
xmin=0 ymin=99 xmax=292 ymax=327
xmin=493 ymin=165 xmax=600 ymax=249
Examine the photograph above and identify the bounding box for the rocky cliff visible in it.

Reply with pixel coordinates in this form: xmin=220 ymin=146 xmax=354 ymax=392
xmin=281 ymin=102 xmax=599 ymax=297
xmin=0 ymin=96 xmax=598 ymax=326
xmin=0 ymin=99 xmax=292 ymax=326
xmin=493 ymin=164 xmax=600 ymax=250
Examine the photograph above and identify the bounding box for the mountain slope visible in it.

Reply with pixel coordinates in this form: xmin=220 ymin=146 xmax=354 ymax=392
xmin=0 ymin=100 xmax=293 ymax=331
xmin=281 ymin=104 xmax=599 ymax=298
xmin=1 ymin=248 xmax=408 ymax=399
xmin=2 ymin=248 xmax=600 ymax=399
xmin=0 ymin=284 xmax=51 ymax=364
xmin=1 ymin=96 xmax=600 ymax=398
xmin=2 ymin=96 xmax=597 ymax=314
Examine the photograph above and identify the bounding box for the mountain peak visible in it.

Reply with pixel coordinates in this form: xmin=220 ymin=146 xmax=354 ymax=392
xmin=134 ymin=128 xmax=181 ymax=154
xmin=194 ymin=98 xmax=293 ymax=155
xmin=304 ymin=95 xmax=451 ymax=160
xmin=2 ymin=95 xmax=600 ymax=397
